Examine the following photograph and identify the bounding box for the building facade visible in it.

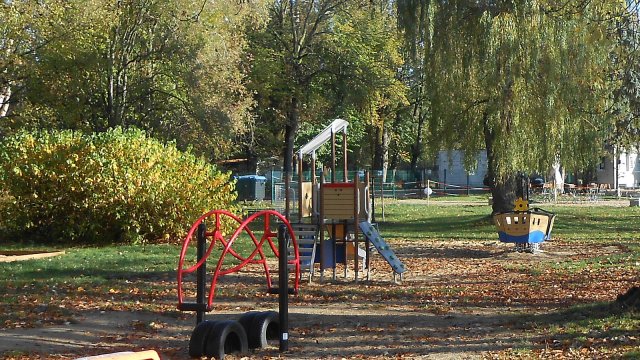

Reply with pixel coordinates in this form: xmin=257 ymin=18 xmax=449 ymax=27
xmin=596 ymin=149 xmax=640 ymax=188
xmin=436 ymin=150 xmax=488 ymax=188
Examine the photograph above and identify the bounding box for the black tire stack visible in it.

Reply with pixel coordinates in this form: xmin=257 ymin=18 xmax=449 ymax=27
xmin=188 ymin=311 xmax=280 ymax=359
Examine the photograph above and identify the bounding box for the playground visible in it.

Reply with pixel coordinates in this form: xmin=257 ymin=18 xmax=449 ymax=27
xmin=0 ymin=199 xmax=639 ymax=359
xmin=3 ymin=2 xmax=640 ymax=358
xmin=0 ymin=120 xmax=639 ymax=360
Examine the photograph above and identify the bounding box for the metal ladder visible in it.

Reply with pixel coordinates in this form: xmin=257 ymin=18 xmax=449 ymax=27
xmin=288 ymin=223 xmax=318 ymax=283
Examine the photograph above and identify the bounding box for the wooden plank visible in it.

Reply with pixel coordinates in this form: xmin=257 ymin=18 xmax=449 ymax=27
xmin=324 ymin=202 xmax=355 ymax=208
xmin=324 ymin=210 xmax=355 ymax=219
xmin=301 ymin=182 xmax=314 ymax=217
xmin=75 ymin=351 xmax=160 ymax=360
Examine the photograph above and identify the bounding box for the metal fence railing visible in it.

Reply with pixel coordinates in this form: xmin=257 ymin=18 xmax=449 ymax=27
xmin=269 ymin=178 xmax=491 ymax=204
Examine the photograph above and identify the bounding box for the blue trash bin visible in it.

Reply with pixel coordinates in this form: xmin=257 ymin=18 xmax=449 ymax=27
xmin=235 ymin=175 xmax=267 ymax=201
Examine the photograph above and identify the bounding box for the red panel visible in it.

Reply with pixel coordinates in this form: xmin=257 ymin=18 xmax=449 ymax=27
xmin=322 ymin=182 xmax=354 ymax=188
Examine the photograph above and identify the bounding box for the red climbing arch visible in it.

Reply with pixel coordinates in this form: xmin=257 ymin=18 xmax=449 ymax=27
xmin=177 ymin=210 xmax=300 ymax=311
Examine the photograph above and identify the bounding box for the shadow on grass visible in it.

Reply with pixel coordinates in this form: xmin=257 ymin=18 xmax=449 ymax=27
xmin=394 ymin=246 xmax=497 ymax=259
xmin=521 ymin=301 xmax=640 ymax=352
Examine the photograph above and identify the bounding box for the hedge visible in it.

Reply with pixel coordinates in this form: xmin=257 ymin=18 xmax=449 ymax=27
xmin=0 ymin=128 xmax=237 ymax=244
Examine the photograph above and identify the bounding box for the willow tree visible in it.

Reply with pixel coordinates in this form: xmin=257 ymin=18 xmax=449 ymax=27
xmin=397 ymin=0 xmax=435 ymax=175
xmin=400 ymin=0 xmax=624 ymax=212
xmin=612 ymin=2 xmax=640 ymax=149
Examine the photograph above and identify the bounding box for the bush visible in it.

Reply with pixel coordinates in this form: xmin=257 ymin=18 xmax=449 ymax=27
xmin=0 ymin=128 xmax=238 ymax=244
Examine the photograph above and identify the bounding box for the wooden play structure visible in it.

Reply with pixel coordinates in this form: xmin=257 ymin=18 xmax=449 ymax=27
xmin=288 ymin=119 xmax=406 ymax=282
xmin=174 ymin=119 xmax=405 ymax=360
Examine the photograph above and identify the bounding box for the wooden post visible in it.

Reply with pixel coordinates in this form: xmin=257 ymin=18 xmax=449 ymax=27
xmin=297 ymin=154 xmax=303 ymax=223
xmin=365 ymin=171 xmax=371 ymax=280
xmin=331 ymin=130 xmax=336 ymax=183
xmin=311 ymin=155 xmax=317 ymax=224
xmin=342 ymin=131 xmax=348 ymax=182
xmin=381 ymin=173 xmax=385 ymax=222
xmin=332 ymin=220 xmax=337 ymax=281
xmin=319 ymin=171 xmax=325 ymax=282
xmin=371 ymin=174 xmax=376 ymax=224
xmin=354 ymin=174 xmax=360 ymax=282
xmin=342 ymin=220 xmax=348 ymax=279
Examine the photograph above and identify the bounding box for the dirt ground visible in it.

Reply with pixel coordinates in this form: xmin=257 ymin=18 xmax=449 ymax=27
xmin=1 ymin=232 xmax=637 ymax=360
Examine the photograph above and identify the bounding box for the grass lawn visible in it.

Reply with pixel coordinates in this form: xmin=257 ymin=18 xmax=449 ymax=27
xmin=0 ymin=198 xmax=638 ymax=359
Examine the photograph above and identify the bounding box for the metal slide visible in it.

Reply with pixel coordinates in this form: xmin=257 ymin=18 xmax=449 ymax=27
xmin=359 ymin=221 xmax=407 ymax=277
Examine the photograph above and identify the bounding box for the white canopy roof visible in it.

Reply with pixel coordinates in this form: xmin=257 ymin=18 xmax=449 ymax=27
xmin=298 ymin=119 xmax=349 ymax=158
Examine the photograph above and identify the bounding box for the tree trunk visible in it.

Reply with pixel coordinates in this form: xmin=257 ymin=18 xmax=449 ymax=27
xmin=283 ymin=95 xmax=300 ymax=218
xmin=283 ymin=96 xmax=299 ymax=174
xmin=373 ymin=124 xmax=390 ymax=183
xmin=410 ymin=112 xmax=426 ymax=174
xmin=0 ymin=85 xmax=10 ymax=118
xmin=373 ymin=126 xmax=382 ymax=170
xmin=107 ymin=32 xmax=117 ymax=129
xmin=616 ymin=286 xmax=640 ymax=310
xmin=381 ymin=125 xmax=389 ymax=183
xmin=1 ymin=40 xmax=12 ymax=125
xmin=484 ymin=114 xmax=516 ymax=213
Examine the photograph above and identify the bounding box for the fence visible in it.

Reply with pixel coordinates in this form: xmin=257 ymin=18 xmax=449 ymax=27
xmin=267 ymin=169 xmax=491 ymax=205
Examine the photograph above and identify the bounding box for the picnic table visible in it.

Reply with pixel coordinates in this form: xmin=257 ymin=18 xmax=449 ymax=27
xmin=564 ymin=183 xmax=610 ymax=201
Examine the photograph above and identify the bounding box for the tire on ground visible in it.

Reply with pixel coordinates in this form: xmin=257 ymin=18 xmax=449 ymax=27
xmin=188 ymin=320 xmax=217 ymax=358
xmin=204 ymin=320 xmax=249 ymax=359
xmin=247 ymin=310 xmax=280 ymax=349
xmin=237 ymin=311 xmax=259 ymax=336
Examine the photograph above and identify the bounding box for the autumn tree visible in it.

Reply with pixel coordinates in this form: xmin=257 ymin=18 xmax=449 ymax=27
xmin=254 ymin=0 xmax=353 ymax=188
xmin=0 ymin=0 xmax=70 ymax=134
xmin=249 ymin=0 xmax=409 ymax=184
xmin=1 ymin=0 xmax=264 ymax=159
xmin=307 ymin=1 xmax=407 ymax=179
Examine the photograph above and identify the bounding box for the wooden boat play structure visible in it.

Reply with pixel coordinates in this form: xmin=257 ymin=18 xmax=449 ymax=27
xmin=493 ymin=197 xmax=556 ymax=252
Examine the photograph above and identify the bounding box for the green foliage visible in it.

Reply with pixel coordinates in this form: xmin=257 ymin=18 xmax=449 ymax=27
xmin=327 ymin=3 xmax=409 ymax=168
xmin=421 ymin=0 xmax=623 ymax=179
xmin=612 ymin=9 xmax=640 ymax=149
xmin=2 ymin=0 xmax=266 ymax=161
xmin=0 ymin=128 xmax=237 ymax=244
xmin=247 ymin=1 xmax=409 ymax=170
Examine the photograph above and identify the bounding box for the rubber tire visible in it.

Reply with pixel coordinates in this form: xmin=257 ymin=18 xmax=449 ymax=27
xmin=204 ymin=320 xmax=249 ymax=359
xmin=247 ymin=311 xmax=280 ymax=349
xmin=237 ymin=311 xmax=259 ymax=337
xmin=188 ymin=320 xmax=217 ymax=358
